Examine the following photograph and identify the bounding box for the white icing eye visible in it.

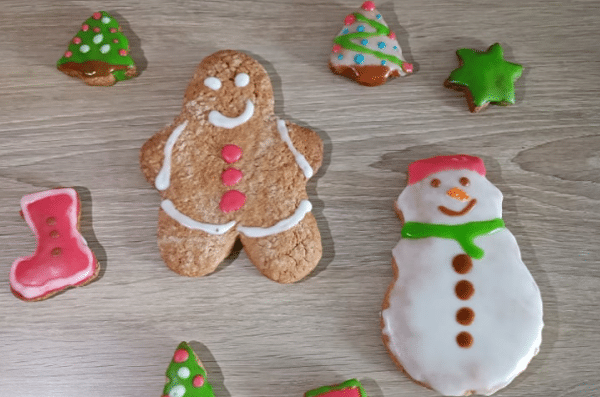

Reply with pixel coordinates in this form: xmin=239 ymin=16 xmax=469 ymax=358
xmin=234 ymin=73 xmax=250 ymax=87
xmin=204 ymin=77 xmax=222 ymax=90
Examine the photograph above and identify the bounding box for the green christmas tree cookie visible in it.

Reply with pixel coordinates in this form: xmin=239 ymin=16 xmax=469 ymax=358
xmin=57 ymin=11 xmax=137 ymax=86
xmin=444 ymin=43 xmax=523 ymax=113
xmin=161 ymin=342 xmax=215 ymax=397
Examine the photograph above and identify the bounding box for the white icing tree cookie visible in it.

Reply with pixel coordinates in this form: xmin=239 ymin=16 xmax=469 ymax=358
xmin=329 ymin=1 xmax=413 ymax=86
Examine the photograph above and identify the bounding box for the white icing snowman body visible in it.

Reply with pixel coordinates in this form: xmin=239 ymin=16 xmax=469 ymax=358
xmin=382 ymin=164 xmax=543 ymax=396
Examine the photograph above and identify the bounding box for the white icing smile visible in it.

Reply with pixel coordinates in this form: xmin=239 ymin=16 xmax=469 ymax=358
xmin=208 ymin=99 xmax=254 ymax=129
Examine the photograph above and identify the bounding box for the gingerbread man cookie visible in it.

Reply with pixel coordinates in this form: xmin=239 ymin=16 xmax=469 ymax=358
xmin=382 ymin=155 xmax=543 ymax=396
xmin=140 ymin=50 xmax=323 ymax=283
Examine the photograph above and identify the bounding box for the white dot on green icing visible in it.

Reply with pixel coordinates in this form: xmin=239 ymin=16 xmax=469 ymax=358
xmin=177 ymin=367 xmax=191 ymax=379
xmin=93 ymin=34 xmax=104 ymax=44
xmin=101 ymin=16 xmax=111 ymax=24
xmin=79 ymin=44 xmax=90 ymax=53
xmin=100 ymin=44 xmax=110 ymax=54
xmin=169 ymin=385 xmax=186 ymax=397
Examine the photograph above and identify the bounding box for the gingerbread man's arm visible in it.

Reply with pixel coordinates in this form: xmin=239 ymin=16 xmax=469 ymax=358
xmin=139 ymin=118 xmax=188 ymax=185
xmin=286 ymin=122 xmax=324 ymax=177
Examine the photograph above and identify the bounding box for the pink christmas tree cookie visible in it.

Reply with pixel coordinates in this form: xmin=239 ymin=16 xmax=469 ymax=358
xmin=305 ymin=379 xmax=368 ymax=397
xmin=57 ymin=11 xmax=137 ymax=86
xmin=329 ymin=1 xmax=413 ymax=86
xmin=9 ymin=188 xmax=99 ymax=301
xmin=162 ymin=342 xmax=215 ymax=397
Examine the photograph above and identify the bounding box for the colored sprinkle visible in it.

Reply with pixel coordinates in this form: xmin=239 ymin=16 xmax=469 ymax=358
xmin=82 ymin=24 xmax=89 ymax=31
xmin=376 ymin=14 xmax=382 ymax=19
xmin=381 ymin=60 xmax=386 ymax=65
xmin=344 ymin=14 xmax=356 ymax=25
xmin=357 ymin=25 xmax=365 ymax=32
xmin=93 ymin=34 xmax=103 ymax=44
xmin=338 ymin=54 xmax=344 ymax=60
xmin=79 ymin=44 xmax=90 ymax=53
xmin=192 ymin=375 xmax=205 ymax=388
xmin=332 ymin=44 xmax=342 ymax=53
xmin=113 ymin=39 xmax=119 ymax=43
xmin=389 ymin=31 xmax=396 ymax=39
xmin=99 ymin=44 xmax=110 ymax=54
xmin=93 ymin=27 xmax=101 ymax=32
xmin=378 ymin=41 xmax=386 ymax=49
xmin=361 ymin=39 xmax=368 ymax=45
xmin=354 ymin=54 xmax=365 ymax=64
xmin=402 ymin=62 xmax=414 ymax=73
xmin=64 ymin=51 xmax=72 ymax=58
xmin=110 ymin=28 xmax=117 ymax=33
xmin=119 ymin=49 xmax=128 ymax=56
xmin=168 ymin=385 xmax=186 ymax=397
xmin=394 ymin=45 xmax=398 ymax=50
xmin=92 ymin=12 xmax=102 ymax=20
xmin=361 ymin=1 xmax=376 ymax=11
xmin=72 ymin=37 xmax=81 ymax=44
xmin=342 ymin=28 xmax=349 ymax=35
xmin=173 ymin=349 xmax=189 ymax=363
xmin=177 ymin=367 xmax=191 ymax=379
xmin=101 ymin=16 xmax=111 ymax=24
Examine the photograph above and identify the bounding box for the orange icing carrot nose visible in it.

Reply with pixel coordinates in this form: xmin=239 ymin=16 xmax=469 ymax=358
xmin=447 ymin=187 xmax=470 ymax=202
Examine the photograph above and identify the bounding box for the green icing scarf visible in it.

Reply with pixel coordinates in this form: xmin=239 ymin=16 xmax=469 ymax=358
xmin=401 ymin=219 xmax=505 ymax=259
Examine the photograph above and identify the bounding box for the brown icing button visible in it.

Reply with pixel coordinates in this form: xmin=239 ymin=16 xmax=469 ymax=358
xmin=452 ymin=254 xmax=473 ymax=274
xmin=455 ymin=280 xmax=474 ymax=300
xmin=51 ymin=247 xmax=62 ymax=257
xmin=456 ymin=331 xmax=474 ymax=348
xmin=456 ymin=307 xmax=475 ymax=325
xmin=46 ymin=217 xmax=57 ymax=226
xmin=49 ymin=230 xmax=60 ymax=239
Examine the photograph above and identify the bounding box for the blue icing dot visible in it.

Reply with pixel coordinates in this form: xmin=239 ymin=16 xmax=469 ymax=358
xmin=357 ymin=25 xmax=365 ymax=32
xmin=376 ymin=14 xmax=382 ymax=19
xmin=381 ymin=60 xmax=387 ymax=65
xmin=338 ymin=54 xmax=344 ymax=60
xmin=361 ymin=39 xmax=368 ymax=45
xmin=354 ymin=54 xmax=365 ymax=64
xmin=342 ymin=28 xmax=349 ymax=34
xmin=394 ymin=46 xmax=398 ymax=51
xmin=378 ymin=42 xmax=386 ymax=49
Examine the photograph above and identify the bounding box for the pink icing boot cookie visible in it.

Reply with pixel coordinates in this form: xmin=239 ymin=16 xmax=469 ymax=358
xmin=382 ymin=155 xmax=543 ymax=396
xmin=9 ymin=188 xmax=99 ymax=301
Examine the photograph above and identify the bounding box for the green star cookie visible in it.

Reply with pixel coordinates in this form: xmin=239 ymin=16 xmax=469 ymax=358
xmin=444 ymin=43 xmax=523 ymax=113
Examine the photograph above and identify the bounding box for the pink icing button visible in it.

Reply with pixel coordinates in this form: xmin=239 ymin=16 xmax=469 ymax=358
xmin=173 ymin=349 xmax=189 ymax=363
xmin=221 ymin=167 xmax=243 ymax=187
xmin=219 ymin=190 xmax=246 ymax=213
xmin=332 ymin=44 xmax=342 ymax=53
xmin=81 ymin=24 xmax=89 ymax=31
xmin=402 ymin=63 xmax=414 ymax=73
xmin=344 ymin=14 xmax=356 ymax=25
xmin=389 ymin=31 xmax=396 ymax=39
xmin=362 ymin=1 xmax=376 ymax=11
xmin=93 ymin=27 xmax=101 ymax=33
xmin=221 ymin=144 xmax=242 ymax=163
xmin=119 ymin=49 xmax=128 ymax=56
xmin=72 ymin=37 xmax=82 ymax=44
xmin=64 ymin=51 xmax=73 ymax=58
xmin=193 ymin=375 xmax=205 ymax=388
xmin=92 ymin=12 xmax=102 ymax=19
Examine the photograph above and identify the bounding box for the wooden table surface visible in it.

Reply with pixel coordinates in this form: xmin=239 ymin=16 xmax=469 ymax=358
xmin=1 ymin=0 xmax=599 ymax=396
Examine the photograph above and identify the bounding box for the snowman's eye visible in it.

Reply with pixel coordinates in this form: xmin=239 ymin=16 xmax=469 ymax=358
xmin=460 ymin=177 xmax=470 ymax=186
xmin=234 ymin=73 xmax=250 ymax=87
xmin=204 ymin=77 xmax=222 ymax=91
xmin=430 ymin=178 xmax=441 ymax=187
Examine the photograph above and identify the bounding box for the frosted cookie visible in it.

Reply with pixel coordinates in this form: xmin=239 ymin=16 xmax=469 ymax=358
xmin=305 ymin=379 xmax=367 ymax=397
xmin=57 ymin=11 xmax=137 ymax=86
xmin=329 ymin=1 xmax=413 ymax=86
xmin=162 ymin=342 xmax=215 ymax=397
xmin=444 ymin=43 xmax=523 ymax=112
xmin=381 ymin=155 xmax=543 ymax=396
xmin=140 ymin=50 xmax=324 ymax=283
xmin=9 ymin=188 xmax=99 ymax=301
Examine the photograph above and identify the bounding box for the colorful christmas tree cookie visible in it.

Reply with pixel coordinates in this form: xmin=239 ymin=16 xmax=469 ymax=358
xmin=9 ymin=188 xmax=100 ymax=301
xmin=329 ymin=1 xmax=413 ymax=86
xmin=57 ymin=11 xmax=137 ymax=86
xmin=305 ymin=379 xmax=368 ymax=397
xmin=162 ymin=342 xmax=215 ymax=397
xmin=444 ymin=43 xmax=523 ymax=113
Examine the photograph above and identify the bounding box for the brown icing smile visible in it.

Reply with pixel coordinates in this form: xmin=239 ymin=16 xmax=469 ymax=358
xmin=438 ymin=198 xmax=477 ymax=217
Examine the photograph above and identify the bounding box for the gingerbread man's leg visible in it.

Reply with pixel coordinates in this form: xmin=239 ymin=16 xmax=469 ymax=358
xmin=239 ymin=213 xmax=322 ymax=283
xmin=157 ymin=208 xmax=238 ymax=277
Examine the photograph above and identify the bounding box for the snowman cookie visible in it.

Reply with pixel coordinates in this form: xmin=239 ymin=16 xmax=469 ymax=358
xmin=140 ymin=50 xmax=323 ymax=283
xmin=381 ymin=155 xmax=543 ymax=396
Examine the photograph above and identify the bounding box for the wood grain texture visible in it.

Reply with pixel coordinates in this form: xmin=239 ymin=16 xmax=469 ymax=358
xmin=0 ymin=0 xmax=599 ymax=396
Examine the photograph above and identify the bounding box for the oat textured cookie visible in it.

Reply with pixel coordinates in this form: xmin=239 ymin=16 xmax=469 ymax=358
xmin=329 ymin=1 xmax=413 ymax=86
xmin=9 ymin=188 xmax=99 ymax=301
xmin=381 ymin=155 xmax=543 ymax=396
xmin=140 ymin=50 xmax=323 ymax=283
xmin=57 ymin=11 xmax=137 ymax=86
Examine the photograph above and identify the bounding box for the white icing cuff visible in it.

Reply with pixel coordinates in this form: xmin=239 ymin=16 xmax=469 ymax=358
xmin=155 ymin=121 xmax=188 ymax=191
xmin=237 ymin=200 xmax=312 ymax=238
xmin=161 ymin=200 xmax=236 ymax=235
xmin=276 ymin=119 xmax=313 ymax=179
xmin=208 ymin=100 xmax=254 ymax=129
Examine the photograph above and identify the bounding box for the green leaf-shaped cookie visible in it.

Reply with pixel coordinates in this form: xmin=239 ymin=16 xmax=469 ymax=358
xmin=57 ymin=11 xmax=137 ymax=86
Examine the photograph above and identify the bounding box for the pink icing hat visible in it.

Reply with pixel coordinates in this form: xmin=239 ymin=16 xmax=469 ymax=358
xmin=407 ymin=155 xmax=486 ymax=185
